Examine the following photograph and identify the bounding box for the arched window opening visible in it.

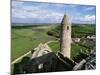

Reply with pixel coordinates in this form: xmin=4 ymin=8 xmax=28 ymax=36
xmin=67 ymin=26 xmax=69 ymax=30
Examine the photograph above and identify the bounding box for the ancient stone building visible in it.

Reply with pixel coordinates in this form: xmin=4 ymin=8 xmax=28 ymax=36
xmin=60 ymin=14 xmax=71 ymax=58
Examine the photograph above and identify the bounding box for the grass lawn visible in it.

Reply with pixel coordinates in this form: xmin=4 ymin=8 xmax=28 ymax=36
xmin=11 ymin=25 xmax=95 ymax=60
xmin=11 ymin=25 xmax=57 ymax=61
xmin=71 ymin=43 xmax=89 ymax=59
xmin=48 ymin=41 xmax=89 ymax=59
xmin=48 ymin=41 xmax=60 ymax=53
xmin=72 ymin=25 xmax=95 ymax=37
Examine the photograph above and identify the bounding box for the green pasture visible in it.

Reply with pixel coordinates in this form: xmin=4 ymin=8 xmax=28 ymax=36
xmin=11 ymin=25 xmax=57 ymax=61
xmin=48 ymin=41 xmax=89 ymax=59
xmin=11 ymin=24 xmax=95 ymax=61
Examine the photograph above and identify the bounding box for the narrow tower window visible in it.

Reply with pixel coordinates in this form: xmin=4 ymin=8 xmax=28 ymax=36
xmin=67 ymin=26 xmax=69 ymax=30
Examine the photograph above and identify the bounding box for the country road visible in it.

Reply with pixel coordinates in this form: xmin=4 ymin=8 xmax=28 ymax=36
xmin=11 ymin=40 xmax=58 ymax=65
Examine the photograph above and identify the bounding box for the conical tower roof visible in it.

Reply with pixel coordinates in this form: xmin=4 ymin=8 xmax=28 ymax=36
xmin=61 ymin=14 xmax=70 ymax=25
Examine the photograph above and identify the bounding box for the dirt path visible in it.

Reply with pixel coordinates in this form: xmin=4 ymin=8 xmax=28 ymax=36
xmin=11 ymin=40 xmax=58 ymax=65
xmin=46 ymin=40 xmax=58 ymax=44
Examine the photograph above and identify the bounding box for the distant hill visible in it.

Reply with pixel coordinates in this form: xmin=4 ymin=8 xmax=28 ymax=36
xmin=47 ymin=24 xmax=96 ymax=38
xmin=11 ymin=23 xmax=95 ymax=26
xmin=11 ymin=23 xmax=60 ymax=26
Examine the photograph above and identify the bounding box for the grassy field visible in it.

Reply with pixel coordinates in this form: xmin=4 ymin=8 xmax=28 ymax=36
xmin=11 ymin=24 xmax=95 ymax=61
xmin=11 ymin=25 xmax=57 ymax=61
xmin=48 ymin=41 xmax=89 ymax=59
xmin=72 ymin=25 xmax=96 ymax=37
xmin=47 ymin=24 xmax=95 ymax=38
xmin=48 ymin=41 xmax=60 ymax=53
xmin=11 ymin=24 xmax=95 ymax=74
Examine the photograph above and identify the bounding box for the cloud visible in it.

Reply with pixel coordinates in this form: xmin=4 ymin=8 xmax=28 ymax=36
xmin=12 ymin=6 xmax=63 ymax=18
xmin=73 ymin=15 xmax=95 ymax=24
xmin=12 ymin=1 xmax=64 ymax=23
xmin=12 ymin=1 xmax=96 ymax=24
xmin=67 ymin=5 xmax=78 ymax=8
xmin=84 ymin=15 xmax=95 ymax=21
xmin=12 ymin=1 xmax=24 ymax=8
xmin=85 ymin=7 xmax=95 ymax=11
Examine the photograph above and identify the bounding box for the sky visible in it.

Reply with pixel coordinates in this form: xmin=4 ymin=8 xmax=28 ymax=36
xmin=12 ymin=1 xmax=96 ymax=24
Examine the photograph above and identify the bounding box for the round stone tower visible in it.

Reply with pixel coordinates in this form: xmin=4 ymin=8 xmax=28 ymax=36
xmin=60 ymin=14 xmax=71 ymax=58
